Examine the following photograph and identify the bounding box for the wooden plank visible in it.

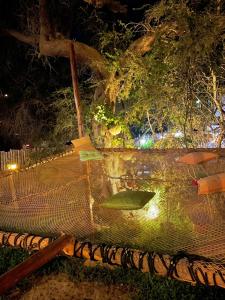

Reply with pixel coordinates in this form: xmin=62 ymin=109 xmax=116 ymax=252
xmin=0 ymin=234 xmax=72 ymax=296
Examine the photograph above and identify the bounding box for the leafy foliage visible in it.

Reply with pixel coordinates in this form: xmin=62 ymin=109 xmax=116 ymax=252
xmin=50 ymin=87 xmax=78 ymax=144
xmin=99 ymin=0 xmax=225 ymax=147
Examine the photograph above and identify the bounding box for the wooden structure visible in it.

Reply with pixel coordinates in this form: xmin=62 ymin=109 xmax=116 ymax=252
xmin=0 ymin=149 xmax=30 ymax=171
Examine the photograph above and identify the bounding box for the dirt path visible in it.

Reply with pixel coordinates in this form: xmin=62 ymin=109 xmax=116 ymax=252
xmin=20 ymin=273 xmax=133 ymax=300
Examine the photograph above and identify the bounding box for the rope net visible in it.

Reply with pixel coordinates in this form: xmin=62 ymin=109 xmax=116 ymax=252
xmin=1 ymin=147 xmax=225 ymax=267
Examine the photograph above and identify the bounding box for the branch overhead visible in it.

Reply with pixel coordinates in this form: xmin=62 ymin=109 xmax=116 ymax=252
xmin=2 ymin=28 xmax=107 ymax=77
xmin=40 ymin=39 xmax=107 ymax=77
xmin=128 ymin=34 xmax=156 ymax=56
xmin=83 ymin=0 xmax=127 ymax=13
xmin=1 ymin=29 xmax=38 ymax=46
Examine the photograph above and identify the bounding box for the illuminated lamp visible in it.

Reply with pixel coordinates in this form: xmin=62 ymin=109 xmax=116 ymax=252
xmin=145 ymin=203 xmax=160 ymax=219
xmin=7 ymin=163 xmax=18 ymax=171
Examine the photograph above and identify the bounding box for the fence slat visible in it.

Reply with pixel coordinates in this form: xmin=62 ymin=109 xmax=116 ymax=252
xmin=0 ymin=149 xmax=30 ymax=171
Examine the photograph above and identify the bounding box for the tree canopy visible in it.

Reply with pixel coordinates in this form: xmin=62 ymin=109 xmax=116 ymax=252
xmin=0 ymin=0 xmax=225 ymax=149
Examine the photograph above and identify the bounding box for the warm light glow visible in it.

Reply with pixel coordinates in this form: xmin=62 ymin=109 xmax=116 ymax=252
xmin=7 ymin=163 xmax=18 ymax=171
xmin=140 ymin=136 xmax=147 ymax=145
xmin=174 ymin=131 xmax=183 ymax=138
xmin=4 ymin=94 xmax=8 ymax=98
xmin=146 ymin=203 xmax=160 ymax=219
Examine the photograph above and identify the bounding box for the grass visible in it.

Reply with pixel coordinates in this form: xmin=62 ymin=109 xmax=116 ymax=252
xmin=0 ymin=247 xmax=225 ymax=299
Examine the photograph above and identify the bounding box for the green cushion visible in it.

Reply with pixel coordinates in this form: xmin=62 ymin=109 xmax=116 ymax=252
xmin=79 ymin=150 xmax=103 ymax=161
xmin=101 ymin=190 xmax=155 ymax=210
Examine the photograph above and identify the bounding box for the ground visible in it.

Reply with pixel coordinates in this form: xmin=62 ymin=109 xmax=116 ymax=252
xmin=20 ymin=273 xmax=133 ymax=300
xmin=1 ymin=250 xmax=225 ymax=300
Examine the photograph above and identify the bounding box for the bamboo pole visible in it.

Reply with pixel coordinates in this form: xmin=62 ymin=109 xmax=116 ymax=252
xmin=0 ymin=231 xmax=74 ymax=256
xmin=70 ymin=41 xmax=95 ymax=231
xmin=73 ymin=241 xmax=225 ymax=288
xmin=0 ymin=232 xmax=51 ymax=251
xmin=69 ymin=41 xmax=85 ymax=138
xmin=0 ymin=234 xmax=73 ymax=296
xmin=85 ymin=160 xmax=95 ymax=228
xmin=1 ymin=230 xmax=225 ymax=289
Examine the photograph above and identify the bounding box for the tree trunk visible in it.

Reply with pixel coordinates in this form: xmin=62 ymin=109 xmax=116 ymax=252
xmin=211 ymin=70 xmax=224 ymax=148
xmin=70 ymin=42 xmax=85 ymax=138
xmin=146 ymin=111 xmax=156 ymax=141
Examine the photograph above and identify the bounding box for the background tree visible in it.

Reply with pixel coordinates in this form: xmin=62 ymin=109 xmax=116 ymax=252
xmin=106 ymin=0 xmax=225 ymax=147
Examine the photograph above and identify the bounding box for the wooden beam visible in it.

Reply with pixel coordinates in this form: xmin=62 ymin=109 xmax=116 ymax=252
xmin=0 ymin=235 xmax=73 ymax=296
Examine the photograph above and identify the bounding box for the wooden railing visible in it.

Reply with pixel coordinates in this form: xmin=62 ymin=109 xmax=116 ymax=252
xmin=0 ymin=149 xmax=31 ymax=171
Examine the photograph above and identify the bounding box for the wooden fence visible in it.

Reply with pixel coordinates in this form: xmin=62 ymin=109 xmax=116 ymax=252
xmin=0 ymin=149 xmax=31 ymax=171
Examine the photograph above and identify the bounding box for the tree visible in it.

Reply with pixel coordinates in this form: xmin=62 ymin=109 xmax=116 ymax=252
xmin=112 ymin=0 xmax=225 ymax=148
xmin=1 ymin=0 xmax=225 ymax=148
xmin=0 ymin=0 xmax=155 ymax=145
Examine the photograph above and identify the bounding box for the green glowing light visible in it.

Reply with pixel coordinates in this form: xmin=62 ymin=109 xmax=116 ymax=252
xmin=146 ymin=203 xmax=160 ymax=219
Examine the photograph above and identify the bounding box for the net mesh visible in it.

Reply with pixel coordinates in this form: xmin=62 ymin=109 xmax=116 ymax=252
xmin=1 ymin=148 xmax=225 ymax=265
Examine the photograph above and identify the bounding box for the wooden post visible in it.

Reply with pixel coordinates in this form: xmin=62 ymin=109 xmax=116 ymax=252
xmin=69 ymin=42 xmax=85 ymax=138
xmin=0 ymin=235 xmax=72 ymax=296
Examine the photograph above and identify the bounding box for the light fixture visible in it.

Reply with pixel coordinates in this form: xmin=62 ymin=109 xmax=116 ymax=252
xmin=146 ymin=203 xmax=160 ymax=219
xmin=7 ymin=163 xmax=18 ymax=171
xmin=140 ymin=136 xmax=147 ymax=145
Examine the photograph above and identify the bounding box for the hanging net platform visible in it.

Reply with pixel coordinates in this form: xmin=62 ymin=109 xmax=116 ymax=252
xmin=1 ymin=141 xmax=225 ymax=279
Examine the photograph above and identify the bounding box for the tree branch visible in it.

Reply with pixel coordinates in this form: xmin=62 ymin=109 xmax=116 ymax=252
xmin=1 ymin=29 xmax=38 ymax=46
xmin=1 ymin=27 xmax=108 ymax=77
xmin=104 ymin=33 xmax=156 ymax=106
xmin=39 ymin=0 xmax=55 ymax=42
xmin=40 ymin=38 xmax=107 ymax=75
xmin=38 ymin=0 xmax=107 ymax=76
xmin=83 ymin=0 xmax=127 ymax=13
xmin=127 ymin=34 xmax=156 ymax=56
